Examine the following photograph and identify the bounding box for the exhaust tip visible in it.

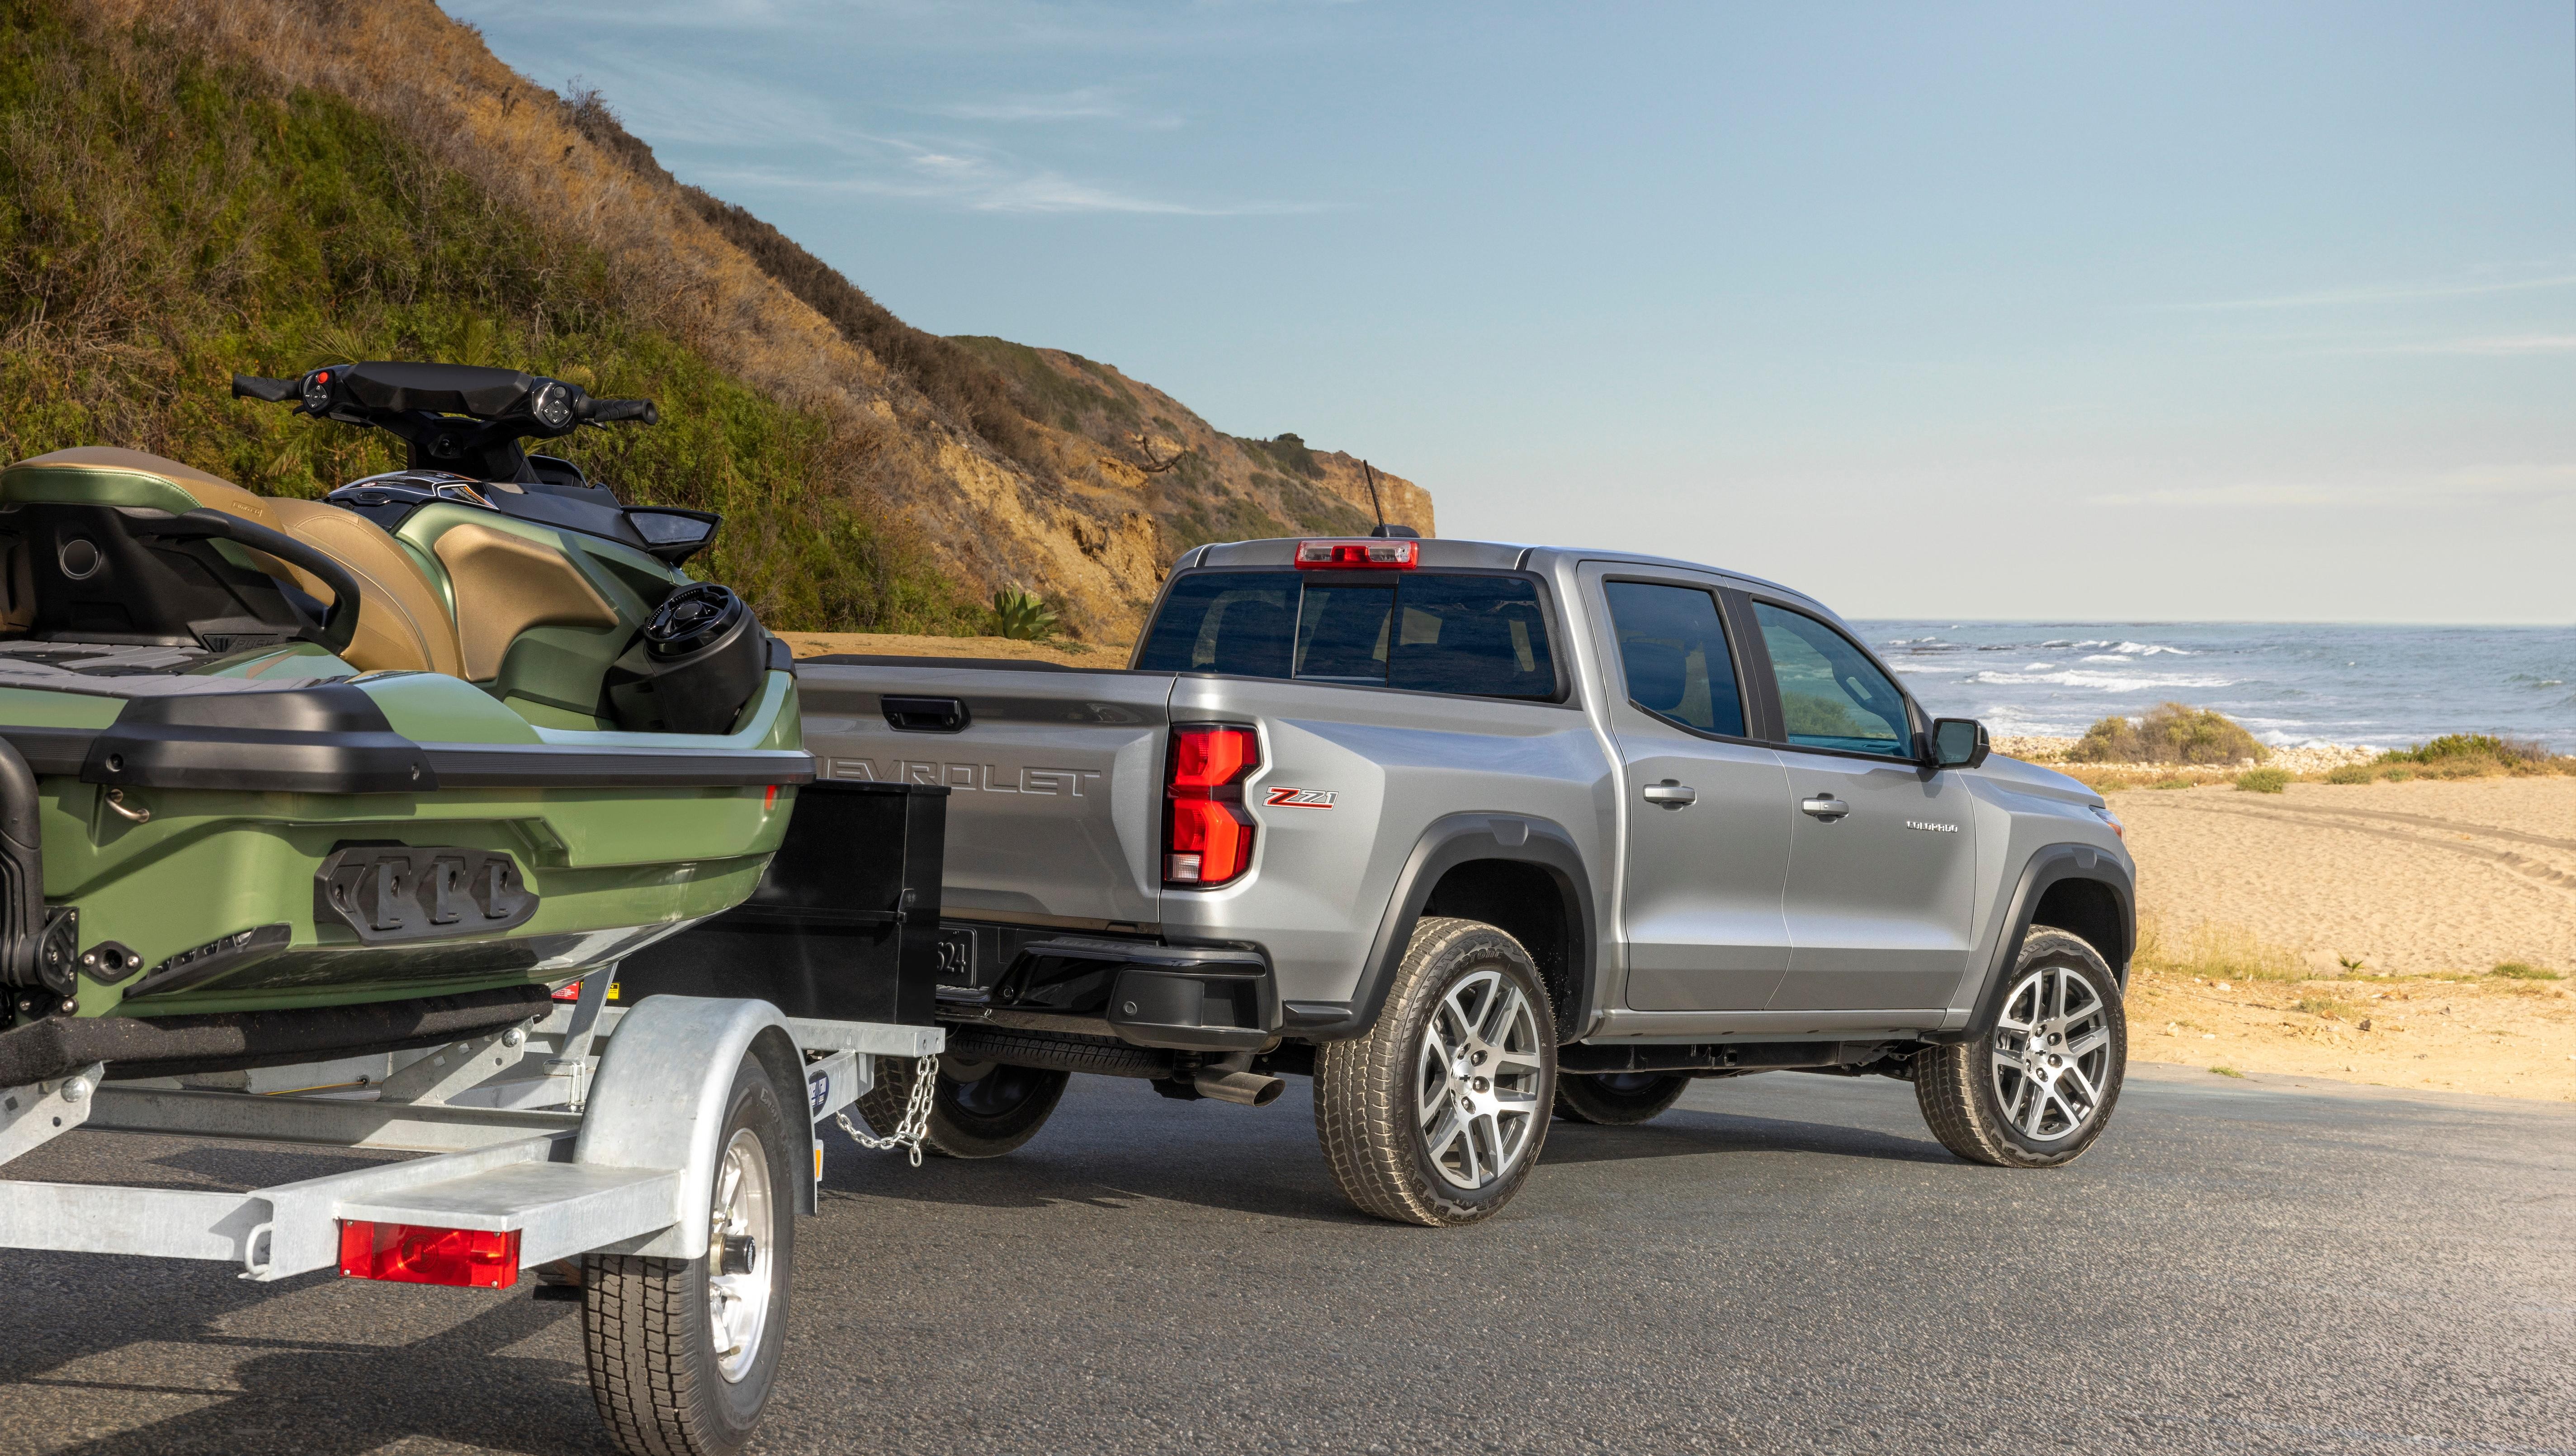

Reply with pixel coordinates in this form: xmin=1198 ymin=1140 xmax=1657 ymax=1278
xmin=1194 ymin=1070 xmax=1285 ymax=1107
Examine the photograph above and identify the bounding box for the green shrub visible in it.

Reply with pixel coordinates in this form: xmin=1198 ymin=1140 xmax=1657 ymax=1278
xmin=2491 ymin=962 xmax=2562 ymax=981
xmin=988 ymin=586 xmax=1060 ymax=641
xmin=2069 ymin=702 xmax=2270 ymax=765
xmin=2234 ymin=768 xmax=2290 ymax=794
xmin=2325 ymin=764 xmax=2377 ymax=785
xmin=2209 ymin=1065 xmax=2244 ymax=1078
xmin=2379 ymin=733 xmax=2546 ymax=765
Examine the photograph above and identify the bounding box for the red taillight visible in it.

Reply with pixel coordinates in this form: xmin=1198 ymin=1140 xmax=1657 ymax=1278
xmin=549 ymin=981 xmax=584 ymax=1002
xmin=1165 ymin=725 xmax=1259 ymax=887
xmin=339 ymin=1221 xmax=520 ymax=1288
xmin=1295 ymin=538 xmax=1417 ymax=569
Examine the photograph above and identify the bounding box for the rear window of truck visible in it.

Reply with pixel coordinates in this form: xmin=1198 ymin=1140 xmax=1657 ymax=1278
xmin=1137 ymin=571 xmax=1559 ymax=699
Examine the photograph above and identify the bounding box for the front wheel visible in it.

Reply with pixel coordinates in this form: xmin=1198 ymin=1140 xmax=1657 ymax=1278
xmin=1555 ymin=1071 xmax=1691 ymax=1125
xmin=1314 ymin=917 xmax=1558 ymax=1227
xmin=582 ymin=1052 xmax=794 ymax=1456
xmin=1913 ymin=927 xmax=2127 ymax=1168
xmin=855 ymin=1054 xmax=1070 ymax=1159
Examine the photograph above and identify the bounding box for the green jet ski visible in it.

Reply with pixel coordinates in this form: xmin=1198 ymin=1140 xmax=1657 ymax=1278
xmin=0 ymin=361 xmax=809 ymax=1086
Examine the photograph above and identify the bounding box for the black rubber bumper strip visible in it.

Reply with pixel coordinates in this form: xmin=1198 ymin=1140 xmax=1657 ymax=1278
xmin=0 ymin=982 xmax=554 ymax=1086
xmin=419 ymin=744 xmax=815 ymax=788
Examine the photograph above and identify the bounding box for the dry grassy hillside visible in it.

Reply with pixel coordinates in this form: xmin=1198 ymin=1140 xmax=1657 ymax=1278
xmin=5 ymin=0 xmax=1431 ymax=640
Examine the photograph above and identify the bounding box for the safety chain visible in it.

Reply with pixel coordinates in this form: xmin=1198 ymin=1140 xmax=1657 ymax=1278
xmin=834 ymin=1054 xmax=939 ymax=1167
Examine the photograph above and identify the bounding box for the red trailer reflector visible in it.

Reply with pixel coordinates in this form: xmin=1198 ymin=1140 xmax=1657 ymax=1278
xmin=1295 ymin=538 xmax=1417 ymax=569
xmin=339 ymin=1220 xmax=521 ymax=1288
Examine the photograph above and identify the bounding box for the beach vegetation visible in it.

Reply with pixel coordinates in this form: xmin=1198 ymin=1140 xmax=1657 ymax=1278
xmin=2234 ymin=768 xmax=2290 ymax=794
xmin=2292 ymin=995 xmax=2357 ymax=1019
xmin=2325 ymin=764 xmax=2377 ymax=785
xmin=2068 ymin=702 xmax=2269 ymax=766
xmin=2209 ymin=1066 xmax=2244 ymax=1078
xmin=2490 ymin=962 xmax=2561 ymax=981
xmin=2133 ymin=915 xmax=2310 ymax=983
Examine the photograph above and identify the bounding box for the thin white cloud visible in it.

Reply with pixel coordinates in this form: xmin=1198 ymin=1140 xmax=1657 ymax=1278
xmin=2164 ymin=270 xmax=2576 ymax=312
xmin=2091 ymin=464 xmax=2576 ymax=509
xmin=927 ymin=87 xmax=1130 ymax=122
xmin=2342 ymin=334 xmax=2576 ymax=356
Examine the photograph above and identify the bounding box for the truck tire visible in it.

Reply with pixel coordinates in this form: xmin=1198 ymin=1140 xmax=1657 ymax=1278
xmin=856 ymin=1054 xmax=1069 ymax=1160
xmin=582 ymin=1052 xmax=794 ymax=1456
xmin=1914 ymin=927 xmax=2127 ymax=1168
xmin=1315 ymin=917 xmax=1557 ymax=1227
xmin=1555 ymin=1072 xmax=1690 ymax=1125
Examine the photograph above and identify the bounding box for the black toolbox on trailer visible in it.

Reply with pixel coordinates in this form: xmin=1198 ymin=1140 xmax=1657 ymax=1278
xmin=614 ymin=780 xmax=947 ymax=1025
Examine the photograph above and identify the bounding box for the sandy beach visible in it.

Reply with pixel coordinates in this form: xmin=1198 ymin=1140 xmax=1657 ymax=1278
xmin=2105 ymin=775 xmax=2576 ymax=1100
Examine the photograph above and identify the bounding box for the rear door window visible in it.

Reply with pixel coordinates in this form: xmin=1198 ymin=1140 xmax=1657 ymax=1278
xmin=1601 ymin=580 xmax=1745 ymax=736
xmin=1750 ymin=602 xmax=1913 ymax=757
xmin=1138 ymin=571 xmax=1559 ymax=699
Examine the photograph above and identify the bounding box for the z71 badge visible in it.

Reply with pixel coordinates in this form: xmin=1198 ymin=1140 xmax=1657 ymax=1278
xmin=1265 ymin=787 xmax=1338 ymax=808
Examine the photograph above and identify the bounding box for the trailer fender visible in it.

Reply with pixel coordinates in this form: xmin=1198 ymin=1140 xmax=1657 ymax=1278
xmin=575 ymin=994 xmax=805 ymax=1260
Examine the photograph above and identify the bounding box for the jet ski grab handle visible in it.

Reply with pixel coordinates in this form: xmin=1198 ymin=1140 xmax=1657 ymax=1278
xmin=118 ymin=508 xmax=364 ymax=657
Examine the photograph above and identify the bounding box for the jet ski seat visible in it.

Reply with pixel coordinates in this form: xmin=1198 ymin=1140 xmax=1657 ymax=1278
xmin=0 ymin=447 xmax=463 ymax=675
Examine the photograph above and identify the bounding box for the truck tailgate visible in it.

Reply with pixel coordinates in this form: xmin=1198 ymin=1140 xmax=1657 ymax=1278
xmin=796 ymin=663 xmax=1173 ymax=925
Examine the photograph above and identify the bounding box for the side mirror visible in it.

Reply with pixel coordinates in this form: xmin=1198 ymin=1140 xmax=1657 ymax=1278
xmin=1929 ymin=717 xmax=1989 ymax=769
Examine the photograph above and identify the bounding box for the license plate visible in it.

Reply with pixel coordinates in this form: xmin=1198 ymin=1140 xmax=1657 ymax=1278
xmin=934 ymin=927 xmax=976 ymax=985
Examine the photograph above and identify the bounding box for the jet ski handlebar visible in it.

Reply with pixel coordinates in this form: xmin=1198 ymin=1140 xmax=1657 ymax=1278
xmin=232 ymin=361 xmax=658 ymax=481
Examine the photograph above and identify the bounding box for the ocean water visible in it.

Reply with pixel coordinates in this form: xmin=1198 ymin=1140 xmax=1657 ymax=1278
xmin=1853 ymin=622 xmax=2576 ymax=752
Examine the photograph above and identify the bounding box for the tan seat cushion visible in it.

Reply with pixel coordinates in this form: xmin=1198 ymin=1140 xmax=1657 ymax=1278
xmin=266 ymin=499 xmax=464 ymax=678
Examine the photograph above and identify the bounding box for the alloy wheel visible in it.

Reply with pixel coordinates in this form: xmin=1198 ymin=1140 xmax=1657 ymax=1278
xmin=1990 ymin=963 xmax=2113 ymax=1143
xmin=1415 ymin=967 xmax=1546 ymax=1189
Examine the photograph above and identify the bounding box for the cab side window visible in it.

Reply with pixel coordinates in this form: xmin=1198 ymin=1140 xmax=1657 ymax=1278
xmin=1750 ymin=602 xmax=1911 ymax=757
xmin=1602 ymin=581 xmax=1745 ymax=737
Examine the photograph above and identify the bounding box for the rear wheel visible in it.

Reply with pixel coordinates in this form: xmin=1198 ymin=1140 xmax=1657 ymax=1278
xmin=1914 ymin=927 xmax=2127 ymax=1168
xmin=582 ymin=1052 xmax=794 ymax=1456
xmin=1315 ymin=917 xmax=1557 ymax=1227
xmin=1555 ymin=1071 xmax=1690 ymax=1125
xmin=856 ymin=1053 xmax=1070 ymax=1159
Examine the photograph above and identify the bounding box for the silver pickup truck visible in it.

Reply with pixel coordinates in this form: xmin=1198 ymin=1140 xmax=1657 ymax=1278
xmin=805 ymin=534 xmax=2135 ymax=1226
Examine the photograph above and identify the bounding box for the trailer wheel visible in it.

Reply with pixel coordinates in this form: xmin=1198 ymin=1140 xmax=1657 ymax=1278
xmin=856 ymin=1054 xmax=1069 ymax=1159
xmin=583 ymin=1052 xmax=795 ymax=1456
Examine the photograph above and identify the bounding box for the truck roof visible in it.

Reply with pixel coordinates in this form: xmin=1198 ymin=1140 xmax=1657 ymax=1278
xmin=1176 ymin=537 xmax=1824 ymax=617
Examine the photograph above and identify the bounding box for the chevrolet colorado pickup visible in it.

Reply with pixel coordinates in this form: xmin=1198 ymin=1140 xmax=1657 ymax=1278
xmin=808 ymin=533 xmax=2135 ymax=1226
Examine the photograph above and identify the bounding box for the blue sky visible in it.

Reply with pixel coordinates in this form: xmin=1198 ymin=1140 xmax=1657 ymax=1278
xmin=444 ymin=1 xmax=2576 ymax=623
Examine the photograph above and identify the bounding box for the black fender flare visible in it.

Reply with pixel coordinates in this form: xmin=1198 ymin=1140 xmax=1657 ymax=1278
xmin=1281 ymin=812 xmax=1598 ymax=1043
xmin=1947 ymin=843 xmax=2136 ymax=1041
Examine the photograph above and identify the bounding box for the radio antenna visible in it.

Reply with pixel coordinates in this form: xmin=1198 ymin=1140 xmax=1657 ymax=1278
xmin=1361 ymin=460 xmax=1386 ymax=531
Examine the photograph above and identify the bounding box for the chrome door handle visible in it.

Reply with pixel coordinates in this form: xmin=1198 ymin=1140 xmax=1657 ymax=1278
xmin=1800 ymin=795 xmax=1850 ymax=820
xmin=1642 ymin=780 xmax=1697 ymax=809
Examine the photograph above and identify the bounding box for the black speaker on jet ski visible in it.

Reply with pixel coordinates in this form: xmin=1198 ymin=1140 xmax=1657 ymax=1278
xmin=607 ymin=582 xmax=768 ymax=734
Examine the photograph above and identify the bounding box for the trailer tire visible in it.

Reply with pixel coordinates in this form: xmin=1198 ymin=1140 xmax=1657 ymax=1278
xmin=1314 ymin=917 xmax=1556 ymax=1227
xmin=582 ymin=1052 xmax=795 ymax=1456
xmin=856 ymin=1054 xmax=1069 ymax=1159
xmin=1555 ymin=1072 xmax=1691 ymax=1125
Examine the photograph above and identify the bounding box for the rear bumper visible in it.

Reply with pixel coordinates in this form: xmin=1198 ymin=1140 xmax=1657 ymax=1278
xmin=936 ymin=925 xmax=1278 ymax=1053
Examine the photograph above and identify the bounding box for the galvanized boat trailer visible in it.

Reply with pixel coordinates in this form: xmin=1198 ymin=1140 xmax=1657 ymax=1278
xmin=0 ymin=965 xmax=940 ymax=1453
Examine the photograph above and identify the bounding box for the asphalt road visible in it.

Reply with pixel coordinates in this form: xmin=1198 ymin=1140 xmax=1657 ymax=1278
xmin=1 ymin=1062 xmax=2567 ymax=1455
